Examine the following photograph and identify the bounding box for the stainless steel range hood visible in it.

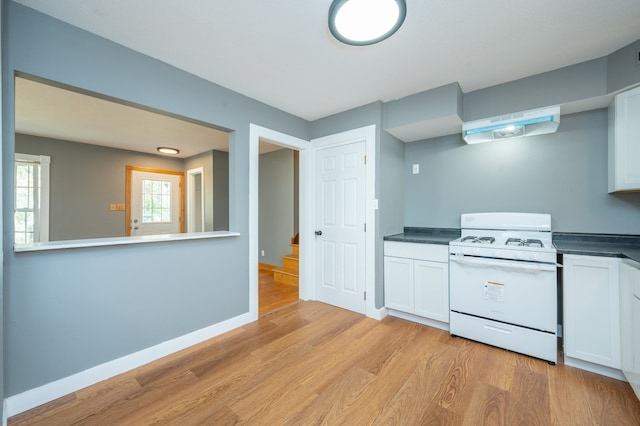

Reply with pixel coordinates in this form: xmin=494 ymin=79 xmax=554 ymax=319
xmin=462 ymin=106 xmax=560 ymax=144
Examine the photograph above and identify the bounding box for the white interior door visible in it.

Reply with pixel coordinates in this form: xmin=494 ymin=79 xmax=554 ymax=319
xmin=128 ymin=168 xmax=184 ymax=236
xmin=315 ymin=141 xmax=366 ymax=314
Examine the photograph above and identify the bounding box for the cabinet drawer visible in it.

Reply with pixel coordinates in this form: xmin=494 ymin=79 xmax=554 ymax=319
xmin=384 ymin=241 xmax=448 ymax=262
xmin=450 ymin=312 xmax=557 ymax=363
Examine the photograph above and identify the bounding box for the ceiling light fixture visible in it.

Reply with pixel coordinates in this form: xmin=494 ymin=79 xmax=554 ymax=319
xmin=157 ymin=147 xmax=180 ymax=155
xmin=328 ymin=0 xmax=406 ymax=46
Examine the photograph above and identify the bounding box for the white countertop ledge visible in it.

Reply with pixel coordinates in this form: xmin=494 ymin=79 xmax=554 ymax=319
xmin=14 ymin=231 xmax=241 ymax=252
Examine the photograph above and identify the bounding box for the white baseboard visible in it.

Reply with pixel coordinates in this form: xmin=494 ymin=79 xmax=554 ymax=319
xmin=563 ymin=356 xmax=626 ymax=381
xmin=387 ymin=309 xmax=450 ymax=332
xmin=368 ymin=306 xmax=388 ymax=321
xmin=4 ymin=311 xmax=254 ymax=418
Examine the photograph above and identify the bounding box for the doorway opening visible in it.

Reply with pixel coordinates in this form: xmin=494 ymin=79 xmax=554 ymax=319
xmin=186 ymin=167 xmax=205 ymax=233
xmin=258 ymin=142 xmax=300 ymax=315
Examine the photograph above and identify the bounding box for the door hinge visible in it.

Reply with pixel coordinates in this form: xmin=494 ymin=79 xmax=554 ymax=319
xmin=364 ymin=155 xmax=366 ymax=164
xmin=364 ymin=291 xmax=367 ymax=301
xmin=364 ymin=223 xmax=366 ymax=232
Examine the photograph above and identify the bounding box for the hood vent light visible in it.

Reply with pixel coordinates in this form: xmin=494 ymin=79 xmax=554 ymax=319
xmin=462 ymin=106 xmax=560 ymax=144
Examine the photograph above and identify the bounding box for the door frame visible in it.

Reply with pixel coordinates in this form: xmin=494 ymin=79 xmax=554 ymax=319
xmin=249 ymin=124 xmax=379 ymax=321
xmin=186 ymin=167 xmax=205 ymax=232
xmin=125 ymin=165 xmax=185 ymax=236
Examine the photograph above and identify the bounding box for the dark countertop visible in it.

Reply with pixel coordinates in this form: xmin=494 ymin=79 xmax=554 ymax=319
xmin=384 ymin=229 xmax=640 ymax=263
xmin=553 ymin=233 xmax=640 ymax=263
xmin=384 ymin=227 xmax=460 ymax=245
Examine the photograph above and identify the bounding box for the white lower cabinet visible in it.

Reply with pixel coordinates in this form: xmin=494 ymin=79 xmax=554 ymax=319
xmin=563 ymin=254 xmax=622 ymax=377
xmin=384 ymin=241 xmax=449 ymax=325
xmin=620 ymin=260 xmax=640 ymax=399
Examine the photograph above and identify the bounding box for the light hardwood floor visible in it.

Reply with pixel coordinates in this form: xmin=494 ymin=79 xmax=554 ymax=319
xmin=258 ymin=267 xmax=299 ymax=316
xmin=9 ymin=299 xmax=640 ymax=424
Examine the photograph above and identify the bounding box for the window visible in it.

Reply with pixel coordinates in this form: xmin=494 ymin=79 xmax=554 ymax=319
xmin=142 ymin=179 xmax=172 ymax=223
xmin=15 ymin=153 xmax=50 ymax=244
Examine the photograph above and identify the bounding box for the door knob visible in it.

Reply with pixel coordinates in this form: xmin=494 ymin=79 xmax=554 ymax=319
xmin=315 ymin=230 xmax=322 ymax=236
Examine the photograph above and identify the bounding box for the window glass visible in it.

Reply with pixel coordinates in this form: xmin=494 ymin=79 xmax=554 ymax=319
xmin=14 ymin=160 xmax=39 ymax=244
xmin=142 ymin=179 xmax=172 ymax=223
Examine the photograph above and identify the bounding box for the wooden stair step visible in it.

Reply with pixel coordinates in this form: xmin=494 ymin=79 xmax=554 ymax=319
xmin=273 ymin=268 xmax=298 ymax=287
xmin=282 ymin=254 xmax=299 ymax=273
xmin=291 ymin=243 xmax=299 ymax=256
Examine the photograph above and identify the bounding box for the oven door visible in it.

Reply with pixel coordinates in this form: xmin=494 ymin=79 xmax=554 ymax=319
xmin=449 ymin=254 xmax=557 ymax=333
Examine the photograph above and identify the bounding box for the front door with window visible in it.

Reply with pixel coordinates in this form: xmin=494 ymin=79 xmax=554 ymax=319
xmin=126 ymin=167 xmax=184 ymax=236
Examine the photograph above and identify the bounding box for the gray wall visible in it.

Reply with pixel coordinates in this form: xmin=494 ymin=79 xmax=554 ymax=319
xmin=184 ymin=150 xmax=215 ymax=231
xmin=212 ymin=150 xmax=229 ymax=231
xmin=184 ymin=149 xmax=230 ymax=232
xmin=259 ymin=149 xmax=294 ymax=267
xmin=404 ymin=109 xmax=640 ymax=234
xmin=16 ymin=133 xmax=185 ymax=240
xmin=3 ymin=1 xmax=308 ymax=396
xmin=310 ymin=102 xmax=388 ymax=308
xmin=0 ymin=0 xmax=4 ymax=419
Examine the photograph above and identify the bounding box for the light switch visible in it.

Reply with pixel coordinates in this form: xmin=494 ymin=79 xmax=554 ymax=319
xmin=110 ymin=203 xmax=116 ymax=211
xmin=412 ymin=164 xmax=420 ymax=174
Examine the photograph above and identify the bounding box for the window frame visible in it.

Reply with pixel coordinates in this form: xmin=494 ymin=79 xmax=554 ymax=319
xmin=15 ymin=153 xmax=51 ymax=244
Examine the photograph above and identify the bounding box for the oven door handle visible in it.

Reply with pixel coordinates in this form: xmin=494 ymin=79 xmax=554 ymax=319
xmin=449 ymin=254 xmax=557 ymax=272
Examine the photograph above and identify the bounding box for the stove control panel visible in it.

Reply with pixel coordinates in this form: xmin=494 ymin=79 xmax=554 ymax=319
xmin=450 ymin=244 xmax=556 ymax=264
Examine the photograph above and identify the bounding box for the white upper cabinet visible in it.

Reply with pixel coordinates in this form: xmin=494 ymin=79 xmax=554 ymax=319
xmin=609 ymin=85 xmax=640 ymax=193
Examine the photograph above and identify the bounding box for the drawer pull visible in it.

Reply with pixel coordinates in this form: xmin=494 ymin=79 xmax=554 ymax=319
xmin=484 ymin=325 xmax=512 ymax=335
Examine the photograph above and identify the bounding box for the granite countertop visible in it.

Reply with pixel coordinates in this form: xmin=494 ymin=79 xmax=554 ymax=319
xmin=554 ymin=233 xmax=640 ymax=264
xmin=384 ymin=227 xmax=460 ymax=245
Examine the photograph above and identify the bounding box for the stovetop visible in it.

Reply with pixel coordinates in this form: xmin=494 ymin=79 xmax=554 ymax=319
xmin=457 ymin=235 xmax=548 ymax=249
xmin=449 ymin=212 xmax=557 ymax=262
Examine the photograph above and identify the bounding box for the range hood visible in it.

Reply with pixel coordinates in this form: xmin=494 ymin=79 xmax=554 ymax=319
xmin=462 ymin=106 xmax=560 ymax=144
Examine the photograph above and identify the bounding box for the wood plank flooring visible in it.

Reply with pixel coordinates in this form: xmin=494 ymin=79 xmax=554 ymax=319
xmin=9 ymin=301 xmax=640 ymax=425
xmin=258 ymin=267 xmax=299 ymax=316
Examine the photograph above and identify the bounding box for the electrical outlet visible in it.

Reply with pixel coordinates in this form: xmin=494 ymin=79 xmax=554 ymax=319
xmin=412 ymin=164 xmax=420 ymax=174
xmin=117 ymin=204 xmax=126 ymax=211
xmin=261 ymin=250 xmax=265 ymax=257
xmin=110 ymin=203 xmax=116 ymax=211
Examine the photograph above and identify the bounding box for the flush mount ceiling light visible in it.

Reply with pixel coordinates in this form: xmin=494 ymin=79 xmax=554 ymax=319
xmin=329 ymin=0 xmax=406 ymax=46
xmin=157 ymin=147 xmax=180 ymax=155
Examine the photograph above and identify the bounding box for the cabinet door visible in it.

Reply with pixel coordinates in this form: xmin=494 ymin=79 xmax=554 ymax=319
xmin=621 ymin=261 xmax=640 ymax=398
xmin=620 ymin=262 xmax=636 ymax=377
xmin=414 ymin=260 xmax=449 ymax=322
xmin=609 ymin=85 xmax=640 ymax=192
xmin=563 ymin=255 xmax=620 ymax=368
xmin=384 ymin=256 xmax=414 ymax=313
xmin=631 ymin=280 xmax=640 ymax=398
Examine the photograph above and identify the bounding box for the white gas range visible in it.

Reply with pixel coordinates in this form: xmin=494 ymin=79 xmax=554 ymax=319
xmin=449 ymin=212 xmax=558 ymax=363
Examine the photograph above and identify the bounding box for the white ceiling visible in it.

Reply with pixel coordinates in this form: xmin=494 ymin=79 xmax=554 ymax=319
xmin=15 ymin=77 xmax=230 ymax=158
xmin=13 ymin=0 xmax=640 ymax=123
xmin=14 ymin=1 xmax=639 ymax=158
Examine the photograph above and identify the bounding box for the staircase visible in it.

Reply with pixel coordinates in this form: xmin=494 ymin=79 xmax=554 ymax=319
xmin=273 ymin=234 xmax=299 ymax=287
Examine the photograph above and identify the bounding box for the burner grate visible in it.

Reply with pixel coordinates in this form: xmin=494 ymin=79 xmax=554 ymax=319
xmin=460 ymin=236 xmax=495 ymax=244
xmin=505 ymin=238 xmax=544 ymax=247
